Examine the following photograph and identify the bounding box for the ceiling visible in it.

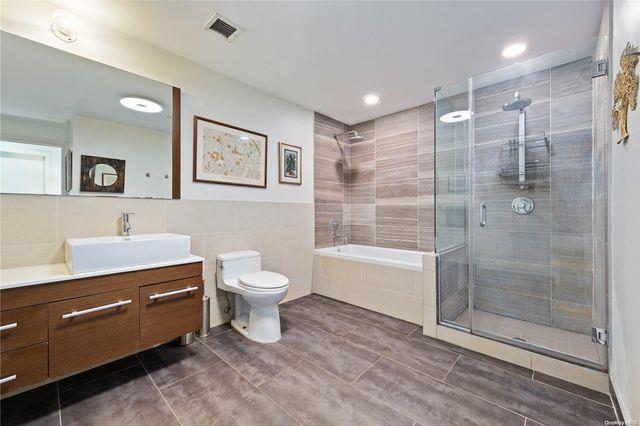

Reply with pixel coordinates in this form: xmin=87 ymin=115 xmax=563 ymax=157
xmin=1 ymin=31 xmax=173 ymax=132
xmin=17 ymin=1 xmax=605 ymax=124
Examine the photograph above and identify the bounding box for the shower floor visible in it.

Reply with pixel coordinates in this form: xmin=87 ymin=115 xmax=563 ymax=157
xmin=454 ymin=309 xmax=601 ymax=364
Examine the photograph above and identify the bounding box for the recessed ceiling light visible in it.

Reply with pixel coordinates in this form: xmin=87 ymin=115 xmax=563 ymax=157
xmin=240 ymin=136 xmax=249 ymax=141
xmin=363 ymin=94 xmax=380 ymax=105
xmin=439 ymin=110 xmax=470 ymax=123
xmin=502 ymin=43 xmax=527 ymax=58
xmin=119 ymin=97 xmax=163 ymax=113
xmin=51 ymin=9 xmax=78 ymax=43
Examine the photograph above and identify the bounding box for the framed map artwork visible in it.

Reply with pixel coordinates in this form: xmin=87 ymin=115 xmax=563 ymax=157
xmin=193 ymin=116 xmax=268 ymax=188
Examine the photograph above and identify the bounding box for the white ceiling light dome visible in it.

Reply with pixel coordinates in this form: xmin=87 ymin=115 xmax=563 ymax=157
xmin=363 ymin=94 xmax=380 ymax=105
xmin=51 ymin=9 xmax=78 ymax=43
xmin=439 ymin=110 xmax=470 ymax=123
xmin=502 ymin=42 xmax=527 ymax=58
xmin=119 ymin=97 xmax=163 ymax=113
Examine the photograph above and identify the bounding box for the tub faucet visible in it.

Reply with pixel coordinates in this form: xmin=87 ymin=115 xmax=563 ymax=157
xmin=329 ymin=218 xmax=348 ymax=248
xmin=121 ymin=212 xmax=135 ymax=237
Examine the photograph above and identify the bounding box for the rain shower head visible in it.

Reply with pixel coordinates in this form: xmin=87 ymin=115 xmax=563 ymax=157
xmin=502 ymin=91 xmax=532 ymax=111
xmin=334 ymin=130 xmax=365 ymax=143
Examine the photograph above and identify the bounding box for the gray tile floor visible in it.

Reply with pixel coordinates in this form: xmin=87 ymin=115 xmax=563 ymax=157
xmin=1 ymin=293 xmax=619 ymax=426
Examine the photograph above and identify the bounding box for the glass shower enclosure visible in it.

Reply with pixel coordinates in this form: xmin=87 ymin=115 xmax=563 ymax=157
xmin=434 ymin=36 xmax=609 ymax=370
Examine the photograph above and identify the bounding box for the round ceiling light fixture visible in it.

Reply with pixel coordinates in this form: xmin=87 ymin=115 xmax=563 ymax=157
xmin=363 ymin=94 xmax=380 ymax=105
xmin=439 ymin=110 xmax=470 ymax=123
xmin=502 ymin=42 xmax=527 ymax=58
xmin=51 ymin=9 xmax=78 ymax=43
xmin=119 ymin=97 xmax=163 ymax=113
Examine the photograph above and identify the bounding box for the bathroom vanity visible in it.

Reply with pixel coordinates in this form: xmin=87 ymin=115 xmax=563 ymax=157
xmin=0 ymin=257 xmax=203 ymax=396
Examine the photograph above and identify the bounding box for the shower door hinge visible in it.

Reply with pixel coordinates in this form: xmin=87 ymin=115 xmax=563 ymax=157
xmin=592 ymin=59 xmax=608 ymax=78
xmin=591 ymin=326 xmax=608 ymax=345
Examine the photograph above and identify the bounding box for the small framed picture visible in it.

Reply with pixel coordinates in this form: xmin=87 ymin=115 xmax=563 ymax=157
xmin=279 ymin=142 xmax=302 ymax=185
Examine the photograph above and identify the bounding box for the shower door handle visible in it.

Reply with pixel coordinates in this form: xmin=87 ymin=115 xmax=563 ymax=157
xmin=480 ymin=203 xmax=487 ymax=227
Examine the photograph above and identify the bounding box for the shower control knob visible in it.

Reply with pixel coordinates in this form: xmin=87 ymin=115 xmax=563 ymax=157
xmin=512 ymin=197 xmax=534 ymax=215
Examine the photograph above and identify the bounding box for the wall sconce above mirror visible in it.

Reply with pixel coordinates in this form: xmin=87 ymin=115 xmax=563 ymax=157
xmin=0 ymin=31 xmax=181 ymax=199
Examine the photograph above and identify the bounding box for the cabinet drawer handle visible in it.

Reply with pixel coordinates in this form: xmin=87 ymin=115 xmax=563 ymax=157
xmin=149 ymin=286 xmax=198 ymax=300
xmin=0 ymin=375 xmax=17 ymax=385
xmin=0 ymin=322 xmax=17 ymax=332
xmin=62 ymin=299 xmax=132 ymax=319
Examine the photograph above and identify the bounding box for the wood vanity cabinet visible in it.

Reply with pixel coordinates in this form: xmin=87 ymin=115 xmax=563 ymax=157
xmin=0 ymin=261 xmax=203 ymax=396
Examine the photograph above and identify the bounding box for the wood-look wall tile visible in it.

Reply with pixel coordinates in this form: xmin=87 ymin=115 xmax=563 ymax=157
xmin=418 ymin=103 xmax=435 ymax=128
xmin=550 ymin=91 xmax=592 ymax=132
xmin=314 ymin=180 xmax=344 ymax=204
xmin=474 ymin=285 xmax=552 ymax=326
xmin=375 ymin=158 xmax=418 ymax=183
xmin=418 ymin=227 xmax=435 ymax=252
xmin=315 ymin=203 xmax=343 ymax=228
xmin=349 ymin=120 xmax=375 ymax=134
xmin=347 ymin=161 xmax=375 ymax=186
xmin=314 ymin=112 xmax=347 ymax=132
xmin=375 ymin=108 xmax=418 ymax=139
xmin=474 ymin=80 xmax=550 ymax=115
xmin=376 ymin=179 xmax=417 ymax=204
xmin=350 ymin=225 xmax=376 ymax=246
xmin=350 ymin=140 xmax=375 ymax=158
xmin=375 ymin=224 xmax=418 ymax=241
xmin=550 ymin=57 xmax=593 ymax=99
xmin=474 ymin=69 xmax=550 ymax=99
xmin=551 ymin=300 xmax=592 ymax=334
xmin=475 ymin=257 xmax=551 ymax=299
xmin=376 ymin=204 xmax=418 ymax=227
xmin=314 ymin=135 xmax=344 ymax=161
xmin=315 ymin=157 xmax=344 ymax=183
xmin=348 ymin=204 xmax=375 ymax=226
xmin=350 ymin=183 xmax=376 ymax=204
xmin=376 ymin=131 xmax=418 ymax=156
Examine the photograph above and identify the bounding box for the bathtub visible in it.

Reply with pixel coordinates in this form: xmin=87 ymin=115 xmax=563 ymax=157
xmin=312 ymin=245 xmax=436 ymax=324
xmin=314 ymin=244 xmax=425 ymax=271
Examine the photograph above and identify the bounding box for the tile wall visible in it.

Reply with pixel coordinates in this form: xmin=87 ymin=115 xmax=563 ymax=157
xmin=313 ymin=105 xmax=436 ymax=252
xmin=0 ymin=194 xmax=314 ymax=326
xmin=313 ymin=113 xmax=348 ymax=247
xmin=471 ymin=57 xmax=596 ymax=334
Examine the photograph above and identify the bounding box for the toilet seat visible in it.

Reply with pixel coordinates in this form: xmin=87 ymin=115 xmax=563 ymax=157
xmin=238 ymin=271 xmax=289 ymax=292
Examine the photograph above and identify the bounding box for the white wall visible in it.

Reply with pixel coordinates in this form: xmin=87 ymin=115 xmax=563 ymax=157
xmin=70 ymin=115 xmax=172 ymax=198
xmin=609 ymin=0 xmax=640 ymax=422
xmin=0 ymin=114 xmax=71 ymax=147
xmin=0 ymin=1 xmax=314 ymax=203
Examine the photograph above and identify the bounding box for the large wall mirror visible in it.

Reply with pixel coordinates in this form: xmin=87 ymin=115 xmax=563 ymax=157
xmin=0 ymin=31 xmax=181 ymax=199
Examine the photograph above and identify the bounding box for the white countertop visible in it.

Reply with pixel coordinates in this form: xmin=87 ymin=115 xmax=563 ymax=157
xmin=0 ymin=255 xmax=204 ymax=290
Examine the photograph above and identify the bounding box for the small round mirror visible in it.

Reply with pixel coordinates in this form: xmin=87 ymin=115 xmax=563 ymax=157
xmin=89 ymin=164 xmax=118 ymax=187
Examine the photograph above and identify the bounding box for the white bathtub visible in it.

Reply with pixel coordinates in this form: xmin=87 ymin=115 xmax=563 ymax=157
xmin=314 ymin=244 xmax=427 ymax=271
xmin=313 ymin=244 xmax=436 ymax=324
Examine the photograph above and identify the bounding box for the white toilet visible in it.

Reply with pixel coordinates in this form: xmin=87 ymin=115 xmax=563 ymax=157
xmin=216 ymin=251 xmax=289 ymax=343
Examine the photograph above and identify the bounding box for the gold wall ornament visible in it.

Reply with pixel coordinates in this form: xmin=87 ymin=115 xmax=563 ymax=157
xmin=613 ymin=43 xmax=639 ymax=144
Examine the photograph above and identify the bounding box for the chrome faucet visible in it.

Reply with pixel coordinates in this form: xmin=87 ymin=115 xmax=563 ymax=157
xmin=329 ymin=218 xmax=348 ymax=248
xmin=121 ymin=212 xmax=135 ymax=237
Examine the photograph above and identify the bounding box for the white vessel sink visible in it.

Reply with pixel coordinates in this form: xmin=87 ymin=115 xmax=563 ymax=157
xmin=65 ymin=233 xmax=191 ymax=274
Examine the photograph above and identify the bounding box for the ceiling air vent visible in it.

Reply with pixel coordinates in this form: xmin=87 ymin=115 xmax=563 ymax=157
xmin=203 ymin=13 xmax=242 ymax=41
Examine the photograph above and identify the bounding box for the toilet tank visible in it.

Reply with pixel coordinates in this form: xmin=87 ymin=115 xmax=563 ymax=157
xmin=217 ymin=250 xmax=261 ymax=283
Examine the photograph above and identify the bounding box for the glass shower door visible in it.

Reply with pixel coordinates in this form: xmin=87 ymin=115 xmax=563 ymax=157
xmin=436 ymin=36 xmax=608 ymax=370
xmin=434 ymin=79 xmax=471 ymax=330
